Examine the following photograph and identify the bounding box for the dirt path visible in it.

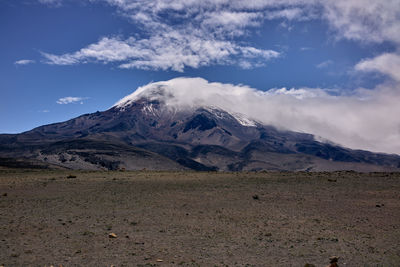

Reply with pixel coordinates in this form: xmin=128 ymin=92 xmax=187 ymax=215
xmin=1 ymin=170 xmax=400 ymax=266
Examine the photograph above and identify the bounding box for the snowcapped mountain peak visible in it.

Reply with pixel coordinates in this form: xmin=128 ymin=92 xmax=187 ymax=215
xmin=113 ymin=77 xmax=254 ymax=111
xmin=114 ymin=83 xmax=171 ymax=108
xmin=113 ymin=77 xmax=260 ymax=128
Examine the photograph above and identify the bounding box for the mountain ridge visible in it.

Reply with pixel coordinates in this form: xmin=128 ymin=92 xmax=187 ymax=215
xmin=1 ymin=83 xmax=399 ymax=171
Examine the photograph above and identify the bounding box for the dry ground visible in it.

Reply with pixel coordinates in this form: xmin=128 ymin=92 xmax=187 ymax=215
xmin=0 ymin=169 xmax=400 ymax=266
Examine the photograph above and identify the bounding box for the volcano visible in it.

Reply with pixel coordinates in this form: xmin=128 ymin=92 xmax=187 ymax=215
xmin=1 ymin=78 xmax=399 ymax=171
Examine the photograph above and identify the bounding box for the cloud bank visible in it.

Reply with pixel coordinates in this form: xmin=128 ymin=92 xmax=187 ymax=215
xmin=116 ymin=77 xmax=400 ymax=155
xmin=42 ymin=35 xmax=279 ymax=72
xmin=40 ymin=0 xmax=400 ymax=71
xmin=355 ymin=53 xmax=400 ymax=83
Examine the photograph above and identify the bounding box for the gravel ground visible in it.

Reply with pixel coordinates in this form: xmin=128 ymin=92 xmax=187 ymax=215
xmin=0 ymin=169 xmax=399 ymax=266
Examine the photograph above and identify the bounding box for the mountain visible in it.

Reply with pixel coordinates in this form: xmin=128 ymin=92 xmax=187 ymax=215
xmin=1 ymin=81 xmax=400 ymax=171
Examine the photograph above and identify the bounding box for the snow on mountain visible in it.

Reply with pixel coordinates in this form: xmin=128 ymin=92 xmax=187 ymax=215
xmin=112 ymin=77 xmax=400 ymax=155
xmin=114 ymin=77 xmax=259 ymax=127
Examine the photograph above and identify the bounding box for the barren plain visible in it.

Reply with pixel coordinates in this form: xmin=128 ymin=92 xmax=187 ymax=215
xmin=1 ymin=169 xmax=399 ymax=266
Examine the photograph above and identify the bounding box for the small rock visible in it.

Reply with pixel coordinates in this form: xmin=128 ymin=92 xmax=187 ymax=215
xmin=2 ymin=193 xmax=7 ymax=197
xmin=67 ymin=175 xmax=77 ymax=179
xmin=304 ymin=264 xmax=316 ymax=267
xmin=376 ymin=204 xmax=381 ymax=208
xmin=329 ymin=256 xmax=339 ymax=263
xmin=156 ymin=259 xmax=163 ymax=262
xmin=252 ymin=194 xmax=259 ymax=200
xmin=108 ymin=233 xmax=117 ymax=238
xmin=326 ymin=256 xmax=339 ymax=267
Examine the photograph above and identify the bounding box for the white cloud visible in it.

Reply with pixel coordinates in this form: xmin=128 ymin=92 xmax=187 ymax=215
xmin=43 ymin=35 xmax=279 ymax=72
xmin=56 ymin=97 xmax=87 ymax=104
xmin=38 ymin=0 xmax=62 ymax=7
xmin=116 ymin=77 xmax=400 ymax=154
xmin=14 ymin=59 xmax=35 ymax=65
xmin=355 ymin=53 xmax=400 ymax=82
xmin=316 ymin=60 xmax=333 ymax=69
xmin=300 ymin=47 xmax=313 ymax=51
xmin=266 ymin=87 xmax=331 ymax=99
xmin=41 ymin=0 xmax=400 ymax=71
xmin=41 ymin=52 xmax=79 ymax=65
xmin=322 ymin=0 xmax=400 ymax=44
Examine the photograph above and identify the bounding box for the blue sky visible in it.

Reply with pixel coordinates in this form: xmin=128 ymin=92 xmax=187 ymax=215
xmin=1 ymin=0 xmax=400 ymax=153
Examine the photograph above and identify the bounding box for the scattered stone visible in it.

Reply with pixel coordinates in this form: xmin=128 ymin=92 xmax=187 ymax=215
xmin=2 ymin=193 xmax=7 ymax=197
xmin=326 ymin=256 xmax=339 ymax=267
xmin=304 ymin=264 xmax=316 ymax=267
xmin=252 ymin=194 xmax=259 ymax=200
xmin=108 ymin=233 xmax=117 ymax=238
xmin=376 ymin=204 xmax=381 ymax=208
xmin=67 ymin=175 xmax=77 ymax=179
xmin=156 ymin=259 xmax=163 ymax=262
xmin=328 ymin=179 xmax=337 ymax=182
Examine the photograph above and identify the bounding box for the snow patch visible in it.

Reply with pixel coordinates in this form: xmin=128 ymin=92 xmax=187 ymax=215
xmin=230 ymin=112 xmax=257 ymax=127
xmin=203 ymin=106 xmax=257 ymax=127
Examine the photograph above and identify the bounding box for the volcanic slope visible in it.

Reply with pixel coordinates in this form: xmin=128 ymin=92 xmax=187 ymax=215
xmin=1 ymin=79 xmax=399 ymax=171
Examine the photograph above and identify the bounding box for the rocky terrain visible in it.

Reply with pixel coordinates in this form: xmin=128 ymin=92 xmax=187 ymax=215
xmin=1 ymin=169 xmax=400 ymax=266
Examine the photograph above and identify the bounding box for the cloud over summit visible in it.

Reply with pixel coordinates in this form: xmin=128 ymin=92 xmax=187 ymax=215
xmin=116 ymin=77 xmax=400 ymax=155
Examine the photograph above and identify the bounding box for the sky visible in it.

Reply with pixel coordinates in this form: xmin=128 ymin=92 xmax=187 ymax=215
xmin=1 ymin=0 xmax=400 ymax=154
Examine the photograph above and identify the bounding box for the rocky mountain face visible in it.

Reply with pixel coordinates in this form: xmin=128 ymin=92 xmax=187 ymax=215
xmin=1 ymin=85 xmax=400 ymax=171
